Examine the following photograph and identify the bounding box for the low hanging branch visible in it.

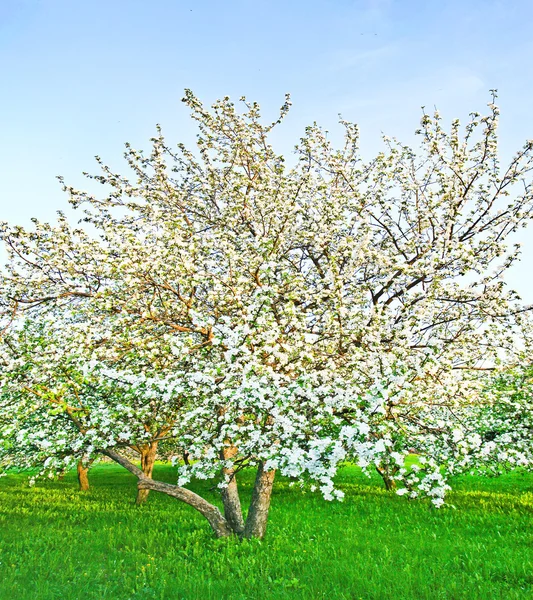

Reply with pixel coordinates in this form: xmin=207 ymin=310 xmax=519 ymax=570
xmin=103 ymin=449 xmax=234 ymax=537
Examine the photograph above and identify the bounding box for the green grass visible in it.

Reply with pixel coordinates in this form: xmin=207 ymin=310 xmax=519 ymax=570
xmin=0 ymin=464 xmax=532 ymax=599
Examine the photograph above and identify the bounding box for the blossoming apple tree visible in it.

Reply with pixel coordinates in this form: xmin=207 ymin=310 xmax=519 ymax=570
xmin=0 ymin=318 xmax=188 ymax=499
xmin=453 ymin=354 xmax=533 ymax=475
xmin=1 ymin=90 xmax=533 ymax=537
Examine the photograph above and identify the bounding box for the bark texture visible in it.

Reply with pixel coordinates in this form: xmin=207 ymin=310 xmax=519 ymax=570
xmin=243 ymin=462 xmax=276 ymax=539
xmin=136 ymin=442 xmax=158 ymax=505
xmin=77 ymin=460 xmax=90 ymax=491
xmin=220 ymin=445 xmax=245 ymax=535
xmin=103 ymin=449 xmax=234 ymax=538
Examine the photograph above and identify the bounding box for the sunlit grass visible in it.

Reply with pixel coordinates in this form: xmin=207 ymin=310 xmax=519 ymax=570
xmin=0 ymin=464 xmax=531 ymax=599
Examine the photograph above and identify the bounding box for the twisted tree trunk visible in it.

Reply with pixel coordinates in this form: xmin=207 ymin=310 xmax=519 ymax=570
xmin=220 ymin=445 xmax=245 ymax=535
xmin=136 ymin=442 xmax=158 ymax=505
xmin=103 ymin=449 xmax=234 ymax=538
xmin=138 ymin=477 xmax=234 ymax=537
xmin=243 ymin=462 xmax=276 ymax=539
xmin=104 ymin=450 xmax=276 ymax=539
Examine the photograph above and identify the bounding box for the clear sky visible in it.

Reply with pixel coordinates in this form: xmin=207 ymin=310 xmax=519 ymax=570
xmin=1 ymin=0 xmax=532 ymax=300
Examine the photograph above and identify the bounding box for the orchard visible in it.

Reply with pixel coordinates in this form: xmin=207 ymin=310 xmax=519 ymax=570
xmin=1 ymin=91 xmax=533 ymax=541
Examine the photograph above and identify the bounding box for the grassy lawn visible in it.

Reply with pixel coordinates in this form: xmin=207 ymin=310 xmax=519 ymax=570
xmin=0 ymin=464 xmax=532 ymax=599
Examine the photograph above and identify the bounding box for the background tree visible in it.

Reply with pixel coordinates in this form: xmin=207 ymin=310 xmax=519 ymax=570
xmin=455 ymin=355 xmax=533 ymax=475
xmin=0 ymin=319 xmax=191 ymax=503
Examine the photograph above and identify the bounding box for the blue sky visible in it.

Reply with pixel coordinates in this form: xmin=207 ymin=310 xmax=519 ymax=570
xmin=1 ymin=0 xmax=532 ymax=299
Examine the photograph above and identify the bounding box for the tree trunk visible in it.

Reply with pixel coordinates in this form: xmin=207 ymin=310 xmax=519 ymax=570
xmin=376 ymin=464 xmax=397 ymax=491
xmin=103 ymin=449 xmax=234 ymax=538
xmin=220 ymin=446 xmax=245 ymax=535
xmin=136 ymin=442 xmax=158 ymax=505
xmin=77 ymin=460 xmax=90 ymax=491
xmin=243 ymin=462 xmax=276 ymax=539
